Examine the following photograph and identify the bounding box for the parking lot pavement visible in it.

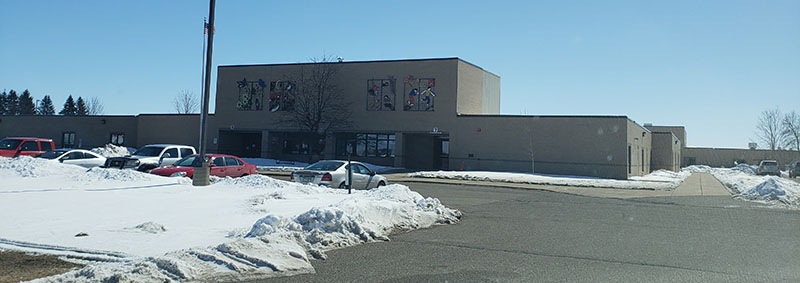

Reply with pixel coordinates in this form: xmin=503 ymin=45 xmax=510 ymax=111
xmin=261 ymin=182 xmax=800 ymax=283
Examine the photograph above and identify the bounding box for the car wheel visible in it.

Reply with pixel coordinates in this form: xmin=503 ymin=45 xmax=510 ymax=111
xmin=339 ymin=182 xmax=347 ymax=189
xmin=378 ymin=181 xmax=386 ymax=187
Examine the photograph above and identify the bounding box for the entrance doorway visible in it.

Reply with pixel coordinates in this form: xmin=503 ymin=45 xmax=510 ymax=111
xmin=218 ymin=130 xmax=262 ymax=158
xmin=403 ymin=133 xmax=449 ymax=170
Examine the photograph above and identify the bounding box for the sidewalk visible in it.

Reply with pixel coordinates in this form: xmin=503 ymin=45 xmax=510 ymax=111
xmin=670 ymin=172 xmax=731 ymax=196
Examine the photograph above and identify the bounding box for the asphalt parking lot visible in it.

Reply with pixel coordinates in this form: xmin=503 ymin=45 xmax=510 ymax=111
xmin=261 ymin=181 xmax=800 ymax=283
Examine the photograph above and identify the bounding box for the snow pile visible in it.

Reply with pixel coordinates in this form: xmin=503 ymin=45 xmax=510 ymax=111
xmin=409 ymin=170 xmax=690 ymax=190
xmin=0 ymin=156 xmax=85 ymax=178
xmin=90 ymin=144 xmax=136 ymax=157
xmin=0 ymin=157 xmax=460 ymax=282
xmin=684 ymin=165 xmax=800 ymax=205
xmin=242 ymin=158 xmax=308 ymax=172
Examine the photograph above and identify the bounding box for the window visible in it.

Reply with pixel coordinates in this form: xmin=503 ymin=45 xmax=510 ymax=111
xmin=164 ymin=148 xmax=178 ymax=158
xmin=20 ymin=141 xmax=39 ymax=151
xmin=180 ymin=148 xmax=194 ymax=158
xmin=62 ymin=132 xmax=76 ymax=148
xmin=403 ymin=76 xmax=435 ymax=111
xmin=367 ymin=79 xmax=396 ymax=111
xmin=40 ymin=141 xmax=52 ymax=152
xmin=85 ymin=152 xmax=99 ymax=159
xmin=212 ymin=157 xmax=226 ymax=167
xmin=110 ymin=133 xmax=125 ymax=145
xmin=66 ymin=151 xmax=84 ymax=160
xmin=355 ymin=164 xmax=371 ymax=174
xmin=336 ymin=133 xmax=395 ymax=158
xmin=224 ymin=157 xmax=239 ymax=167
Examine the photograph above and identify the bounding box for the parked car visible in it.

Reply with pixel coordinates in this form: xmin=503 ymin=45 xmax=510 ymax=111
xmin=0 ymin=137 xmax=55 ymax=158
xmin=150 ymin=154 xmax=257 ymax=178
xmin=790 ymin=162 xmax=800 ymax=178
xmin=37 ymin=149 xmax=107 ymax=168
xmin=103 ymin=144 xmax=196 ymax=171
xmin=291 ymin=160 xmax=387 ymax=189
xmin=756 ymin=160 xmax=781 ymax=176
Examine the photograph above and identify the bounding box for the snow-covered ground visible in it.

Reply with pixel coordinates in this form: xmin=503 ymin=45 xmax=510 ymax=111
xmin=89 ymin=144 xmax=136 ymax=157
xmin=0 ymin=156 xmax=460 ymax=282
xmin=686 ymin=164 xmax=800 ymax=206
xmin=409 ymin=170 xmax=691 ymax=190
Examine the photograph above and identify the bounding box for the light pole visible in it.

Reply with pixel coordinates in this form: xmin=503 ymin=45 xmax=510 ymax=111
xmin=193 ymin=0 xmax=216 ymax=186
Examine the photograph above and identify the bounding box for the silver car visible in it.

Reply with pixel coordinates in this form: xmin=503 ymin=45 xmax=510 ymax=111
xmin=756 ymin=160 xmax=780 ymax=176
xmin=38 ymin=149 xmax=107 ymax=168
xmin=291 ymin=160 xmax=388 ymax=189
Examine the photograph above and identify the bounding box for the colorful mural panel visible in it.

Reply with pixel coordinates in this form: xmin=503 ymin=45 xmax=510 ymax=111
xmin=236 ymin=78 xmax=266 ymax=111
xmin=403 ymin=75 xmax=435 ymax=111
xmin=268 ymin=80 xmax=296 ymax=112
xmin=367 ymin=78 xmax=396 ymax=111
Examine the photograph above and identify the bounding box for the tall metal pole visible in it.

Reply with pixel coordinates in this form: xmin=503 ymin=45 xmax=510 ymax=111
xmin=194 ymin=0 xmax=215 ymax=186
xmin=199 ymin=17 xmax=207 ymax=147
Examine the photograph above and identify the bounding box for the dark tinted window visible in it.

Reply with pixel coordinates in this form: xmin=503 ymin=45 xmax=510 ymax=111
xmin=133 ymin=146 xmax=165 ymax=157
xmin=0 ymin=139 xmax=23 ymax=150
xmin=212 ymin=157 xmax=225 ymax=167
xmin=84 ymin=152 xmax=98 ymax=159
xmin=180 ymin=148 xmax=194 ymax=158
xmin=174 ymin=156 xmax=210 ymax=166
xmin=39 ymin=150 xmax=68 ymax=159
xmin=20 ymin=141 xmax=39 ymax=151
xmin=40 ymin=141 xmax=53 ymax=152
xmin=224 ymin=157 xmax=239 ymax=167
xmin=304 ymin=161 xmax=344 ymax=171
xmin=164 ymin=148 xmax=178 ymax=158
xmin=66 ymin=151 xmax=84 ymax=159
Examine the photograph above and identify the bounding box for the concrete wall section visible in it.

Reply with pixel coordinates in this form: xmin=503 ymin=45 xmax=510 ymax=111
xmin=481 ymin=71 xmax=501 ymax=114
xmin=645 ymin=125 xmax=686 ymax=147
xmin=627 ymin=120 xmax=652 ymax=177
xmin=452 ymin=115 xmax=630 ymax=179
xmin=0 ymin=115 xmax=138 ymax=149
xmin=135 ymin=114 xmax=208 ymax=150
xmin=683 ymin=147 xmax=800 ymax=168
xmin=651 ymin=132 xmax=681 ymax=171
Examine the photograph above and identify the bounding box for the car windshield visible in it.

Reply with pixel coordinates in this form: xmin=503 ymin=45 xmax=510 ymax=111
xmin=762 ymin=162 xmax=778 ymax=166
xmin=174 ymin=156 xmax=211 ymax=166
xmin=0 ymin=139 xmax=22 ymax=150
xmin=38 ymin=150 xmax=69 ymax=159
xmin=303 ymin=161 xmax=344 ymax=171
xmin=132 ymin=146 xmax=165 ymax=157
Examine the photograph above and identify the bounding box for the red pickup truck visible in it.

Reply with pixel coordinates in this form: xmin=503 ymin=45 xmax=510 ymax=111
xmin=0 ymin=137 xmax=56 ymax=157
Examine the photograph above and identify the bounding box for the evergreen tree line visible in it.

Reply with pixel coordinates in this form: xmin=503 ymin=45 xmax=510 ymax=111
xmin=0 ymin=89 xmax=102 ymax=116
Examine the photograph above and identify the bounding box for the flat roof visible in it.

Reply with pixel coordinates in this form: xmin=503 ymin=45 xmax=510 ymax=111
xmin=218 ymin=57 xmax=497 ymax=76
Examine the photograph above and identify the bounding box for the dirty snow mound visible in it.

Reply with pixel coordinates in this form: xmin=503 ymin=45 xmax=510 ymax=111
xmin=0 ymin=156 xmax=84 ymax=178
xmin=130 ymin=222 xmax=168 ymax=234
xmin=90 ymin=144 xmax=135 ymax=158
xmin=681 ymin=165 xmax=799 ymax=205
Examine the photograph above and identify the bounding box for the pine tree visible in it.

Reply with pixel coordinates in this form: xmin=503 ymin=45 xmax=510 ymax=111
xmin=7 ymin=90 xmax=19 ymax=115
xmin=59 ymin=95 xmax=77 ymax=116
xmin=18 ymin=89 xmax=36 ymax=115
xmin=37 ymin=95 xmax=56 ymax=115
xmin=76 ymin=97 xmax=88 ymax=115
xmin=0 ymin=91 xmax=7 ymax=115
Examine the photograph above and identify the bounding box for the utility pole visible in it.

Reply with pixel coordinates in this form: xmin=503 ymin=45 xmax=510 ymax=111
xmin=194 ymin=0 xmax=215 ymax=186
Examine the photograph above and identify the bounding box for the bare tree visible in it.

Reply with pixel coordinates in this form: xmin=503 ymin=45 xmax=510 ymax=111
xmin=278 ymin=56 xmax=351 ymax=154
xmin=783 ymin=110 xmax=800 ymax=151
xmin=86 ymin=96 xmax=105 ymax=115
xmin=173 ymin=90 xmax=199 ymax=114
xmin=755 ymin=108 xmax=789 ymax=150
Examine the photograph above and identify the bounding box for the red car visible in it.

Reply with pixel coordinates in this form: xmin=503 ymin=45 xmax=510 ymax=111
xmin=150 ymin=154 xmax=258 ymax=178
xmin=0 ymin=137 xmax=55 ymax=158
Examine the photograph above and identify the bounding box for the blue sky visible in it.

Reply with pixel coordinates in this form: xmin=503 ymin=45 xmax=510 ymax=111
xmin=1 ymin=0 xmax=798 ymax=148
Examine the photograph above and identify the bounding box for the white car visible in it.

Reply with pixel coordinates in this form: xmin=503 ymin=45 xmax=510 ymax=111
xmin=291 ymin=160 xmax=388 ymax=190
xmin=38 ymin=149 xmax=107 ymax=168
xmin=103 ymin=144 xmax=196 ymax=171
xmin=756 ymin=160 xmax=781 ymax=176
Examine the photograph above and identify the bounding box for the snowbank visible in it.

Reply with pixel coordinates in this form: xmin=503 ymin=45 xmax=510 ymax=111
xmin=90 ymin=144 xmax=136 ymax=158
xmin=409 ymin=170 xmax=691 ymax=190
xmin=0 ymin=157 xmax=460 ymax=282
xmin=685 ymin=165 xmax=800 ymax=205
